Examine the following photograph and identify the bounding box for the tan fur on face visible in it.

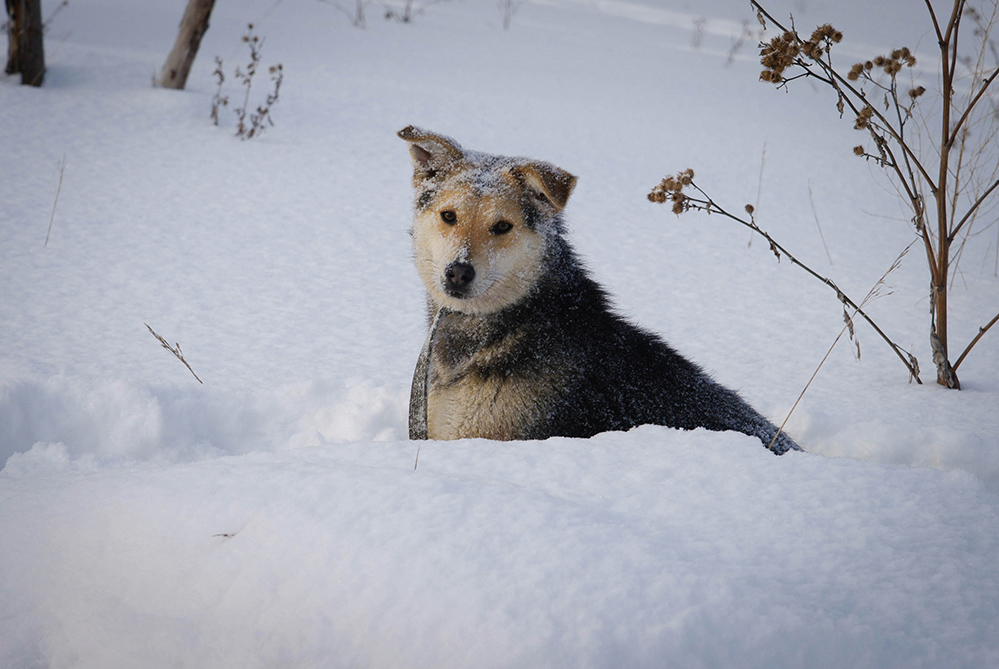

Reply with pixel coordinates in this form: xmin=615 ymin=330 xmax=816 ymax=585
xmin=412 ymin=174 xmax=546 ymax=316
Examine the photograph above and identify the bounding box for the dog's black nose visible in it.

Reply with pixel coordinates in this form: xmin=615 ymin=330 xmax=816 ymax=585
xmin=444 ymin=262 xmax=475 ymax=294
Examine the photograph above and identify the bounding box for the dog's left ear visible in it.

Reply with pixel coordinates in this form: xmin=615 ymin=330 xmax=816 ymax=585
xmin=515 ymin=162 xmax=577 ymax=211
xmin=398 ymin=125 xmax=464 ymax=181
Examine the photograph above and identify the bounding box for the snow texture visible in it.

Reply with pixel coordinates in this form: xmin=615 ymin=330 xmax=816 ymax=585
xmin=2 ymin=0 xmax=998 ymax=667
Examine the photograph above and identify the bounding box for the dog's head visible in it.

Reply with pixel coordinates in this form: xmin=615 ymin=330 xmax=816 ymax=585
xmin=399 ymin=126 xmax=577 ymax=316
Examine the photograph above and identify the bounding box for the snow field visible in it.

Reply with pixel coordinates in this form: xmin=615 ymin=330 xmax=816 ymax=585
xmin=2 ymin=0 xmax=999 ymax=666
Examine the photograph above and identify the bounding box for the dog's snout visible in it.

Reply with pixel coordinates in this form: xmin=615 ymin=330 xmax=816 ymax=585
xmin=444 ymin=261 xmax=476 ymax=295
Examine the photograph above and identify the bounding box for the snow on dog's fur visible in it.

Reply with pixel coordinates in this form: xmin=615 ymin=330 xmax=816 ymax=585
xmin=400 ymin=126 xmax=800 ymax=454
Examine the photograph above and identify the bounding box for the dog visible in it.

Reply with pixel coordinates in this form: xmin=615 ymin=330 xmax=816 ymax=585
xmin=400 ymin=126 xmax=801 ymax=455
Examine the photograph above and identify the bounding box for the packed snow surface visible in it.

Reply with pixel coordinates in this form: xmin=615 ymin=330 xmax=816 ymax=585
xmin=2 ymin=0 xmax=998 ymax=667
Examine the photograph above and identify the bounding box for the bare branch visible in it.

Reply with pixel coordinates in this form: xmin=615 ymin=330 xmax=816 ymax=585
xmin=923 ymin=0 xmax=945 ymax=44
xmin=952 ymin=311 xmax=999 ymax=371
xmin=769 ymin=240 xmax=918 ymax=449
xmin=950 ymin=177 xmax=999 ymax=241
xmin=949 ymin=65 xmax=999 ymax=144
xmin=649 ymin=176 xmax=923 ymax=383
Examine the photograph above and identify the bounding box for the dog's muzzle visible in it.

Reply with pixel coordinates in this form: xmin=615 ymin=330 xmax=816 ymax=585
xmin=443 ymin=261 xmax=475 ymax=297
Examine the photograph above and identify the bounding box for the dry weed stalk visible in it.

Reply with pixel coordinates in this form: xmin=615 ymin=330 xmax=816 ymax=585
xmin=319 ymin=0 xmax=367 ymax=28
xmin=45 ymin=154 xmax=66 ymax=247
xmin=210 ymin=56 xmax=227 ymax=126
xmin=768 ymin=241 xmax=917 ymax=450
xmin=42 ymin=1 xmax=70 ymax=31
xmin=384 ymin=0 xmax=450 ymax=23
xmin=213 ymin=24 xmax=283 ymax=140
xmin=500 ymin=0 xmax=529 ymax=30
xmin=750 ymin=0 xmax=999 ymax=388
xmin=145 ymin=323 xmax=203 ymax=384
xmin=649 ymin=172 xmax=923 ymax=382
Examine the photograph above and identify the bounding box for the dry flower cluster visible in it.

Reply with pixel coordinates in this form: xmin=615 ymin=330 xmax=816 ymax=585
xmin=847 ymin=48 xmax=918 ymax=82
xmin=759 ymin=23 xmax=842 ymax=83
xmin=648 ymin=169 xmax=694 ymax=214
xmin=651 ymin=0 xmax=999 ymax=390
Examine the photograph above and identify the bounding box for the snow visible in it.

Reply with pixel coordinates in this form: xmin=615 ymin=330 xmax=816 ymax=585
xmin=2 ymin=0 xmax=998 ymax=666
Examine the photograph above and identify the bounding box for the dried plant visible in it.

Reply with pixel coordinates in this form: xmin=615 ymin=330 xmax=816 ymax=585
xmin=210 ymin=56 xmax=227 ymax=126
xmin=726 ymin=19 xmax=760 ymax=66
xmin=212 ymin=24 xmax=283 ymax=140
xmin=649 ymin=173 xmax=923 ymax=383
xmin=320 ymin=0 xmax=368 ymax=28
xmin=749 ymin=0 xmax=999 ymax=389
xmin=145 ymin=323 xmax=203 ymax=384
xmin=45 ymin=154 xmax=66 ymax=247
xmin=42 ymin=1 xmax=70 ymax=31
xmin=384 ymin=0 xmax=450 ymax=23
xmin=768 ymin=241 xmax=917 ymax=450
xmin=500 ymin=0 xmax=529 ymax=30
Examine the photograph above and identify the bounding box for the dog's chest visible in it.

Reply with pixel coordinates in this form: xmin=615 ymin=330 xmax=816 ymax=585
xmin=425 ymin=326 xmax=544 ymax=440
xmin=427 ymin=371 xmax=534 ymax=440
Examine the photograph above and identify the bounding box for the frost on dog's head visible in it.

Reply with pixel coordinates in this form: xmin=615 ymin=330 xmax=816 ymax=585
xmin=398 ymin=125 xmax=576 ymax=212
xmin=399 ymin=126 xmax=578 ymax=316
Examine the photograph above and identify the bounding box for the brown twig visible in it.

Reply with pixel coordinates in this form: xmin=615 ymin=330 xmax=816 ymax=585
xmin=952 ymin=312 xmax=999 ymax=371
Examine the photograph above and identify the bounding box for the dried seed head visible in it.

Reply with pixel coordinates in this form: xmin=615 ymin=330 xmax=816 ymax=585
xmin=908 ymin=85 xmax=926 ymax=99
xmin=801 ymin=40 xmax=822 ymax=60
xmin=801 ymin=24 xmax=843 ymax=60
xmin=745 ymin=204 xmax=755 ymax=214
xmin=854 ymin=106 xmax=874 ymax=130
xmin=848 ymin=63 xmax=865 ymax=81
xmin=671 ymin=193 xmax=686 ymax=215
xmin=648 ymin=182 xmax=669 ymax=203
xmin=892 ymin=47 xmax=916 ymax=67
xmin=853 ymin=145 xmax=865 ymax=156
xmin=760 ymin=31 xmax=801 ymax=82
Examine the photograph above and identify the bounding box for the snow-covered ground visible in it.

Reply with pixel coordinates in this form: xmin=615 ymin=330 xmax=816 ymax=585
xmin=2 ymin=0 xmax=998 ymax=666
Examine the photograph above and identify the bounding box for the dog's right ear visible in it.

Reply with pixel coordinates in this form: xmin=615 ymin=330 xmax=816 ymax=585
xmin=398 ymin=126 xmax=464 ymax=181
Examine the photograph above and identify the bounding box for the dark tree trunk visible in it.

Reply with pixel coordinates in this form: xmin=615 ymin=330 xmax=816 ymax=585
xmin=157 ymin=0 xmax=216 ymax=90
xmin=5 ymin=0 xmax=45 ymax=86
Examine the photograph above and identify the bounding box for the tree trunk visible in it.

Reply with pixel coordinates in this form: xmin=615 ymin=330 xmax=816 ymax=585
xmin=157 ymin=0 xmax=216 ymax=90
xmin=5 ymin=0 xmax=45 ymax=86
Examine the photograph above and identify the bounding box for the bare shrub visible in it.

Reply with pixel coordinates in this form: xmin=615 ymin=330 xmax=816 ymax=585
xmin=652 ymin=0 xmax=999 ymax=389
xmin=211 ymin=24 xmax=283 ymax=140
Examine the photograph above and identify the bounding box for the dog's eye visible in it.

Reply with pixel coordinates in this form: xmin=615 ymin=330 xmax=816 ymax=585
xmin=491 ymin=220 xmax=513 ymax=235
xmin=440 ymin=210 xmax=457 ymax=224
